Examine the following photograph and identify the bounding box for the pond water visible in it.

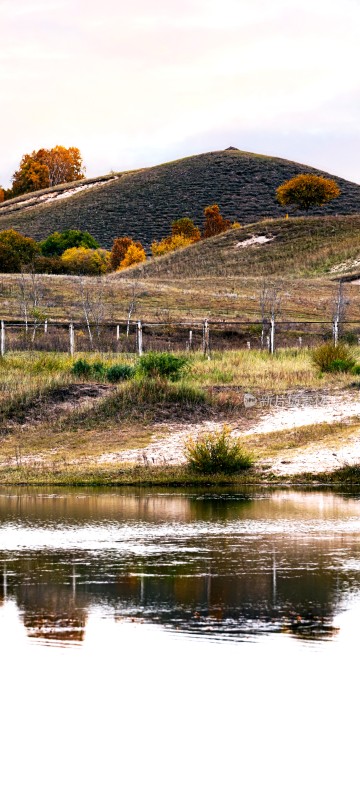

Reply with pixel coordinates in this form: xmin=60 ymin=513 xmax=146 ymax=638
xmin=1 ymin=487 xmax=360 ymax=799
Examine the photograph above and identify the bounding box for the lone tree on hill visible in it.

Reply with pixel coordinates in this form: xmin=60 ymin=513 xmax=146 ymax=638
xmin=276 ymin=174 xmax=340 ymax=213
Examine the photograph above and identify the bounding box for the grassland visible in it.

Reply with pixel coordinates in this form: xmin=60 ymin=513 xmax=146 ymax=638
xmin=0 ymin=348 xmax=360 ymax=486
xmin=0 ymin=216 xmax=360 ymax=336
xmin=1 ymin=149 xmax=360 ymax=249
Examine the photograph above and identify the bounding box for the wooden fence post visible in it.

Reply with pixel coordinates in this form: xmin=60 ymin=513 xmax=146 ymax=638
xmin=189 ymin=330 xmax=193 ymax=351
xmin=0 ymin=321 xmax=5 ymax=357
xmin=203 ymin=319 xmax=210 ymax=357
xmin=137 ymin=320 xmax=143 ymax=356
xmin=44 ymin=319 xmax=48 ymax=334
xmin=333 ymin=317 xmax=339 ymax=346
xmin=69 ymin=323 xmax=75 ymax=357
xmin=270 ymin=315 xmax=275 ymax=355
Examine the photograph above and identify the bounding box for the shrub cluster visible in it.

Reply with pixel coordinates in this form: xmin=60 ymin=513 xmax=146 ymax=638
xmin=185 ymin=426 xmax=253 ymax=474
xmin=137 ymin=352 xmax=188 ymax=381
xmin=72 ymin=358 xmax=134 ymax=382
xmin=311 ymin=343 xmax=356 ymax=373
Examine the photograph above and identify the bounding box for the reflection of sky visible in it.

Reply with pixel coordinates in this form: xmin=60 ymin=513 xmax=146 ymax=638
xmin=1 ymin=0 xmax=359 ymax=186
xmin=1 ymin=598 xmax=360 ymax=799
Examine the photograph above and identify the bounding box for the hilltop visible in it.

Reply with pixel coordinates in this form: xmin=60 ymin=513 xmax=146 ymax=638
xmin=0 ymin=149 xmax=360 ymax=249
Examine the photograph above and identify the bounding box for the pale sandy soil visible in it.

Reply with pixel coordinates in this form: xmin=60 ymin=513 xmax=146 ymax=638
xmin=4 ymin=390 xmax=360 ymax=477
xmin=95 ymin=391 xmax=360 ymax=476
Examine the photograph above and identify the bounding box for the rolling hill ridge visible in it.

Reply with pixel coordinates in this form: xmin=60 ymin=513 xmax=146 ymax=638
xmin=0 ymin=149 xmax=360 ymax=249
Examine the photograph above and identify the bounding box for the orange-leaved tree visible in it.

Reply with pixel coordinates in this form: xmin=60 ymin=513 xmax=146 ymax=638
xmin=203 ymin=204 xmax=231 ymax=238
xmin=11 ymin=146 xmax=85 ymax=196
xmin=276 ymin=174 xmax=340 ymax=212
xmin=120 ymin=242 xmax=146 ymax=269
xmin=0 ymin=187 xmax=5 ymax=203
xmin=111 ymin=237 xmax=134 ymax=270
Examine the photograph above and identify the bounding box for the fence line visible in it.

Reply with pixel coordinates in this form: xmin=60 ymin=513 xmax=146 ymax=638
xmin=1 ymin=316 xmax=360 ymax=356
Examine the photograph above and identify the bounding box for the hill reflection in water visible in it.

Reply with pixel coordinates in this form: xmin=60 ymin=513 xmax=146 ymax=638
xmin=1 ymin=487 xmax=360 ymax=645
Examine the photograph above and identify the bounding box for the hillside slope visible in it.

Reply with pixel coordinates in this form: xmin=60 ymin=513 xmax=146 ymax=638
xmin=0 ymin=149 xmax=360 ymax=249
xmin=132 ymin=215 xmax=360 ymax=280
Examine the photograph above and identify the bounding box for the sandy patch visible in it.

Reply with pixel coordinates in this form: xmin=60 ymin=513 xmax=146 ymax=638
xmin=236 ymin=235 xmax=274 ymax=248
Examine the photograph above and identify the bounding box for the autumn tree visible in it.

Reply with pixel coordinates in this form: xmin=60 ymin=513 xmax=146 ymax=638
xmin=171 ymin=217 xmax=201 ymax=241
xmin=110 ymin=237 xmax=133 ymax=270
xmin=0 ymin=187 xmax=5 ymax=203
xmin=11 ymin=159 xmax=50 ymax=197
xmin=0 ymin=229 xmax=39 ymax=272
xmin=203 ymin=204 xmax=231 ymax=238
xmin=11 ymin=146 xmax=85 ymax=197
xmin=120 ymin=242 xmax=146 ymax=269
xmin=61 ymin=246 xmax=111 ymax=275
xmin=151 ymin=233 xmax=193 ymax=257
xmin=276 ymin=174 xmax=341 ymax=212
xmin=40 ymin=229 xmax=98 ymax=256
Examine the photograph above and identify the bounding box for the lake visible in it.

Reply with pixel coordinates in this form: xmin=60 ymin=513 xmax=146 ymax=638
xmin=0 ymin=487 xmax=359 ymax=799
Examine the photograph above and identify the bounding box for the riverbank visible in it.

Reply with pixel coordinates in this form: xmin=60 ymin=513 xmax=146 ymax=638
xmin=0 ymin=349 xmax=360 ymax=486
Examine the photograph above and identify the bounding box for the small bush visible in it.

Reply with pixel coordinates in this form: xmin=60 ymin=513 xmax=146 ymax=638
xmin=137 ymin=352 xmax=188 ymax=381
xmin=185 ymin=426 xmax=253 ymax=474
xmin=106 ymin=364 xmax=134 ymax=383
xmin=311 ymin=343 xmax=356 ymax=373
xmin=351 ymin=364 xmax=360 ymax=375
xmin=91 ymin=360 xmax=107 ymax=379
xmin=72 ymin=358 xmax=93 ymax=378
xmin=71 ymin=358 xmax=106 ymax=379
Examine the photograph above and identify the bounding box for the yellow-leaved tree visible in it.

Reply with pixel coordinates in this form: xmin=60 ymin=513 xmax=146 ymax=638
xmin=61 ymin=246 xmax=110 ymax=275
xmin=276 ymin=174 xmax=340 ymax=212
xmin=120 ymin=243 xmax=146 ymax=269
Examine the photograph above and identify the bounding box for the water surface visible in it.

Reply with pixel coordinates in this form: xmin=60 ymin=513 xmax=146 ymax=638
xmin=0 ymin=487 xmax=359 ymax=799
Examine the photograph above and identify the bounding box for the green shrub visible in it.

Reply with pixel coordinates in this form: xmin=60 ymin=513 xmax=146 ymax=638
xmin=71 ymin=358 xmax=106 ymax=379
xmin=328 ymin=358 xmax=355 ymax=373
xmin=137 ymin=352 xmax=188 ymax=381
xmin=72 ymin=358 xmax=93 ymax=378
xmin=185 ymin=426 xmax=253 ymax=474
xmin=351 ymin=364 xmax=360 ymax=375
xmin=311 ymin=343 xmax=356 ymax=373
xmin=91 ymin=360 xmax=106 ymax=379
xmin=106 ymin=364 xmax=134 ymax=383
xmin=40 ymin=229 xmax=99 ymax=257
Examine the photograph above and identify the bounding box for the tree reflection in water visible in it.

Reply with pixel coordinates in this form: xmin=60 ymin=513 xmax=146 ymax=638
xmin=1 ymin=486 xmax=360 ymax=644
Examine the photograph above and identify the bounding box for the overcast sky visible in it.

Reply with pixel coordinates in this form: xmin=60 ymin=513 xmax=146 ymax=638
xmin=1 ymin=0 xmax=359 ymax=187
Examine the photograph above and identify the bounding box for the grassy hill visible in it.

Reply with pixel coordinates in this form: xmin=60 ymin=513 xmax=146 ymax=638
xmin=0 ymin=149 xmax=360 ymax=249
xmin=134 ymin=215 xmax=360 ymax=280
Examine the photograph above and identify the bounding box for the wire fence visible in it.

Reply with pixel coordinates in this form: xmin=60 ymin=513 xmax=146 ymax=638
xmin=1 ymin=317 xmax=360 ymax=356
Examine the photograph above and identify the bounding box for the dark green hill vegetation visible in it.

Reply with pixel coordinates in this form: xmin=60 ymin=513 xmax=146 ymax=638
xmin=0 ymin=149 xmax=359 ymax=249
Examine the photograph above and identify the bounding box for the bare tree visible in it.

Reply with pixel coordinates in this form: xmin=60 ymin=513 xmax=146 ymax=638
xmin=259 ymin=279 xmax=282 ymax=350
xmin=332 ymin=280 xmax=349 ymax=344
xmin=126 ymin=274 xmax=142 ymax=337
xmin=76 ymin=275 xmax=106 ymax=349
xmin=17 ymin=269 xmax=47 ymax=344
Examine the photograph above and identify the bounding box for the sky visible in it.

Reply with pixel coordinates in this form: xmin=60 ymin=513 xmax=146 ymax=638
xmin=1 ymin=0 xmax=359 ymax=187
